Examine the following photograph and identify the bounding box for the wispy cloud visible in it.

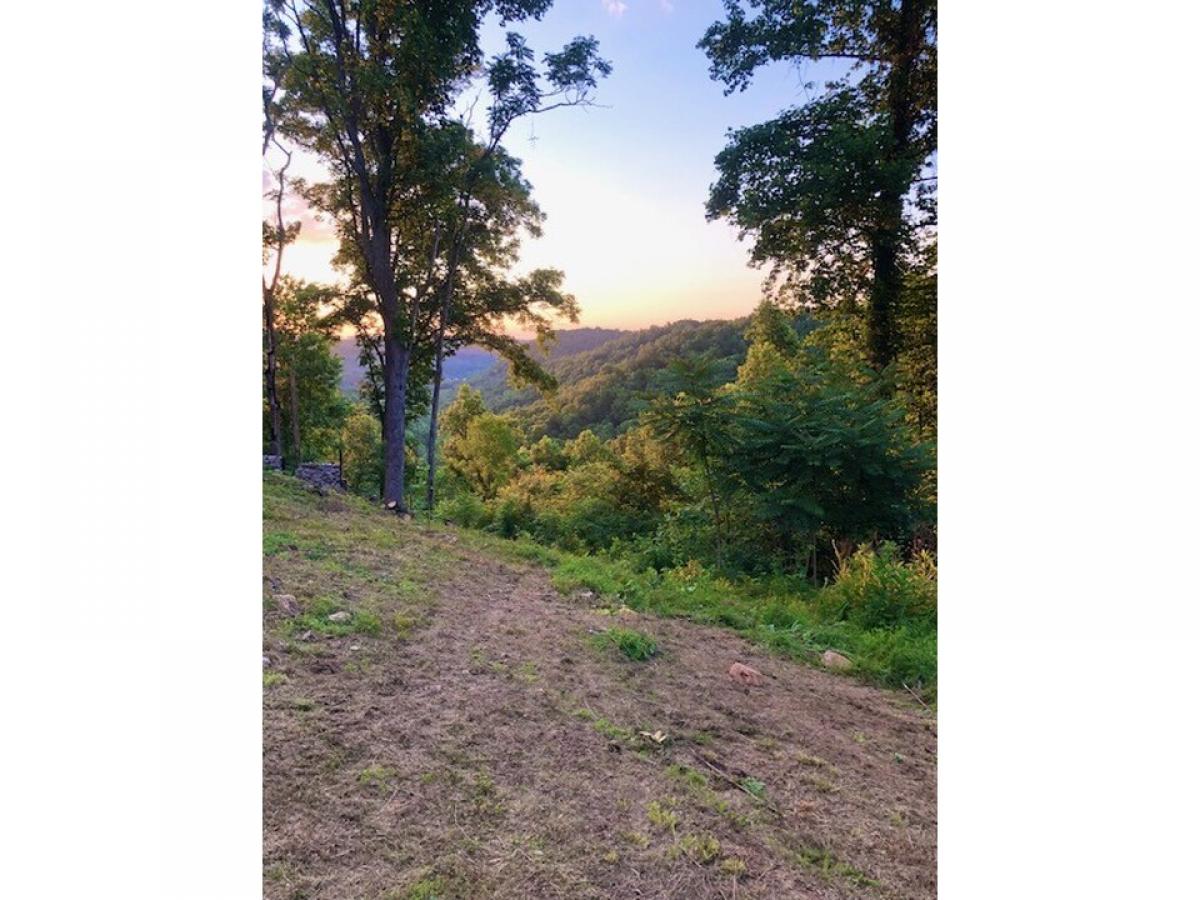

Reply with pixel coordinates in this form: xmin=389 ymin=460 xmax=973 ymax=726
xmin=659 ymin=0 xmax=675 ymax=11
xmin=601 ymin=0 xmax=628 ymax=17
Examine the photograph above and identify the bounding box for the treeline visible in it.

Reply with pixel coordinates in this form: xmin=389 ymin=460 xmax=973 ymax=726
xmin=432 ymin=302 xmax=933 ymax=579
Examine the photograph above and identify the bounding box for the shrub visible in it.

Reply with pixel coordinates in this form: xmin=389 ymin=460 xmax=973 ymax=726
xmin=434 ymin=491 xmax=492 ymax=530
xmin=812 ymin=543 xmax=936 ymax=631
xmin=591 ymin=627 xmax=659 ymax=661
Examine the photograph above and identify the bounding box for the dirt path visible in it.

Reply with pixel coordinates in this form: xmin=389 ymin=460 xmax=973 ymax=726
xmin=263 ymin=483 xmax=936 ymax=899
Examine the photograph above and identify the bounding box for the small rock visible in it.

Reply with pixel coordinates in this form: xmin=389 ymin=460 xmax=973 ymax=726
xmin=821 ymin=650 xmax=853 ymax=671
xmin=262 ymin=655 xmax=271 ymax=668
xmin=327 ymin=611 xmax=352 ymax=623
xmin=349 ymin=644 xmax=361 ymax=651
xmin=275 ymin=594 xmax=301 ymax=617
xmin=727 ymin=662 xmax=764 ymax=686
xmin=299 ymin=630 xmax=315 ymax=642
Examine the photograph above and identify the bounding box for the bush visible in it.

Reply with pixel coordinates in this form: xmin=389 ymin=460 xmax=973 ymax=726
xmin=434 ymin=491 xmax=492 ymax=530
xmin=812 ymin=543 xmax=936 ymax=631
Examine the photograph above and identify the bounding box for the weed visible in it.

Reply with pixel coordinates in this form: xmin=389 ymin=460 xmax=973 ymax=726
xmin=601 ymin=849 xmax=619 ymax=864
xmin=676 ymin=833 xmax=721 ymax=863
xmin=291 ymin=698 xmax=316 ymax=712
xmin=720 ymin=857 xmax=748 ymax=877
xmin=740 ymin=777 xmax=767 ymax=799
xmin=666 ymin=764 xmax=707 ymax=789
xmin=357 ymin=764 xmax=397 ymax=791
xmin=796 ymin=751 xmax=829 ymax=768
xmin=590 ymin=627 xmax=659 ymax=661
xmin=800 ymin=773 xmax=839 ymax=793
xmin=791 ymin=844 xmax=879 ymax=888
xmin=263 ymin=671 xmax=287 ymax=688
xmin=646 ymin=800 xmax=679 ymax=833
xmin=622 ymin=830 xmax=650 ymax=848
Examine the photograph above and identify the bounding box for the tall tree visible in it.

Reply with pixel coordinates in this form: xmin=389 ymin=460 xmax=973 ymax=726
xmin=270 ymin=0 xmax=605 ymax=512
xmin=700 ymin=0 xmax=936 ymax=372
xmin=270 ymin=0 xmax=550 ymax=511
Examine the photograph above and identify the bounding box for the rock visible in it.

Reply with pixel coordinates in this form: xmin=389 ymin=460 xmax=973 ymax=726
xmin=299 ymin=630 xmax=315 ymax=642
xmin=327 ymin=611 xmax=352 ymax=624
xmin=295 ymin=462 xmax=345 ymax=491
xmin=349 ymin=644 xmax=361 ymax=651
xmin=262 ymin=655 xmax=271 ymax=668
xmin=821 ymin=650 xmax=853 ymax=671
xmin=727 ymin=662 xmax=764 ymax=687
xmin=275 ymin=594 xmax=301 ymax=617
xmin=263 ymin=454 xmax=283 ymax=470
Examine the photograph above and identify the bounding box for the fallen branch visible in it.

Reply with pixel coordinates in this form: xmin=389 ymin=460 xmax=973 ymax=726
xmin=902 ymin=681 xmax=933 ymax=714
xmin=693 ymin=755 xmax=782 ymax=817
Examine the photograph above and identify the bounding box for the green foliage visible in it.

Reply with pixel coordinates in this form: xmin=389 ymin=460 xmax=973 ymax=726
xmin=285 ymin=595 xmax=381 ymax=638
xmin=266 ymin=277 xmax=351 ymax=465
xmin=813 ymin=542 xmax=936 ymax=631
xmin=590 ymin=627 xmax=659 ymax=662
xmin=340 ymin=405 xmax=383 ymax=497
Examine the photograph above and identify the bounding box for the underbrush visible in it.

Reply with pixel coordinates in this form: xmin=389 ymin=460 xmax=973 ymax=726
xmin=461 ymin=529 xmax=937 ymax=702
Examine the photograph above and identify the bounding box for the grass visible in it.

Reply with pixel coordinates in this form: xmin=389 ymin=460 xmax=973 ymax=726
xmin=358 ymin=764 xmax=397 ymax=791
xmin=484 ymin=540 xmax=937 ymax=701
xmin=590 ymin=627 xmax=659 ymax=661
xmin=646 ymin=800 xmax=679 ymax=833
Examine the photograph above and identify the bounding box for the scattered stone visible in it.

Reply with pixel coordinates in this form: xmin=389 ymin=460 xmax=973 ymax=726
xmin=727 ymin=662 xmax=764 ymax=687
xmin=262 ymin=655 xmax=271 ymax=668
xmin=263 ymin=454 xmax=282 ymax=470
xmin=821 ymin=650 xmax=853 ymax=671
xmin=299 ymin=630 xmax=315 ymax=642
xmin=349 ymin=644 xmax=361 ymax=652
xmin=275 ymin=594 xmax=301 ymax=617
xmin=327 ymin=611 xmax=352 ymax=624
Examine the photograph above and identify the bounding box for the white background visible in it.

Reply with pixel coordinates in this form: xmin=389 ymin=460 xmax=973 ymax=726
xmin=3 ymin=1 xmax=1199 ymax=896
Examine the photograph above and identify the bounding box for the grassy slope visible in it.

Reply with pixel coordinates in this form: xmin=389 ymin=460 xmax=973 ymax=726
xmin=263 ymin=473 xmax=936 ymax=899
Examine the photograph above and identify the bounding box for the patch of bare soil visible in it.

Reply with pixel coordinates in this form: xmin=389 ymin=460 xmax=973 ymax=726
xmin=264 ymin=518 xmax=935 ymax=899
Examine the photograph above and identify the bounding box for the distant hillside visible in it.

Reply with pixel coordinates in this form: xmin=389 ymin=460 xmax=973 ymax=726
xmin=470 ymin=318 xmax=757 ymax=440
xmin=333 ymin=340 xmax=502 ymax=397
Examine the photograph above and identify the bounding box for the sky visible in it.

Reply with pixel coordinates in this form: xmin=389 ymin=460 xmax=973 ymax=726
xmin=274 ymin=0 xmax=846 ymax=333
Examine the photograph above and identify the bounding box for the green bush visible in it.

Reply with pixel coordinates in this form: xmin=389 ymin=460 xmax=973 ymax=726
xmin=434 ymin=491 xmax=492 ymax=530
xmin=812 ymin=543 xmax=936 ymax=631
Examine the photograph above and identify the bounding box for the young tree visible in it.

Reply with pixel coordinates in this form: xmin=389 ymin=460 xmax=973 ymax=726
xmin=700 ymin=0 xmax=937 ymax=372
xmin=422 ymin=34 xmax=610 ymax=510
xmin=646 ymin=356 xmax=736 ymax=567
xmin=270 ymin=277 xmax=350 ymax=465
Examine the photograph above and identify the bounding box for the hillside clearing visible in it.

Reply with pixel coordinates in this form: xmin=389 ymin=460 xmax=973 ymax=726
xmin=263 ymin=474 xmax=936 ymax=899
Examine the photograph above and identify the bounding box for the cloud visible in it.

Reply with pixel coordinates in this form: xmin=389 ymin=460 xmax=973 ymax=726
xmin=601 ymin=0 xmax=628 ymax=16
xmin=660 ymin=0 xmax=675 ymax=11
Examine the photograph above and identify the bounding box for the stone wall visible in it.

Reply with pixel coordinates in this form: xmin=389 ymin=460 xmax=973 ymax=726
xmin=263 ymin=455 xmax=283 ymax=470
xmin=295 ymin=463 xmax=345 ymax=491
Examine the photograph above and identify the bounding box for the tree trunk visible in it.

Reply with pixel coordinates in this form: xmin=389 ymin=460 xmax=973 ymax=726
xmin=289 ymin=366 xmax=302 ymax=468
xmin=866 ymin=0 xmax=925 ymax=374
xmin=382 ymin=331 xmax=410 ymax=511
xmin=423 ymin=239 xmax=462 ymax=511
xmin=263 ymin=287 xmax=284 ymax=461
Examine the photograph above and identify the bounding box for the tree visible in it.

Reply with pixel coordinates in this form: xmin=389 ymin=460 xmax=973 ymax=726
xmin=422 ymin=33 xmax=610 ymax=510
xmin=700 ymin=0 xmax=936 ymax=372
xmin=269 ymin=277 xmax=350 ymax=465
xmin=646 ymin=355 xmax=736 ymax=566
xmin=270 ymin=0 xmax=550 ymax=510
xmin=270 ymin=0 xmax=606 ymax=513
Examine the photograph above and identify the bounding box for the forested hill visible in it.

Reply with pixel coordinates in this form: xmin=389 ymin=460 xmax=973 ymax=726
xmin=332 ymin=327 xmax=625 ymax=398
xmin=469 ymin=318 xmax=753 ymax=440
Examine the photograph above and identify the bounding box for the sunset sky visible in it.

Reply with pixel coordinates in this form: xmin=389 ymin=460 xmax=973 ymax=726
xmin=273 ymin=0 xmax=846 ymax=332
